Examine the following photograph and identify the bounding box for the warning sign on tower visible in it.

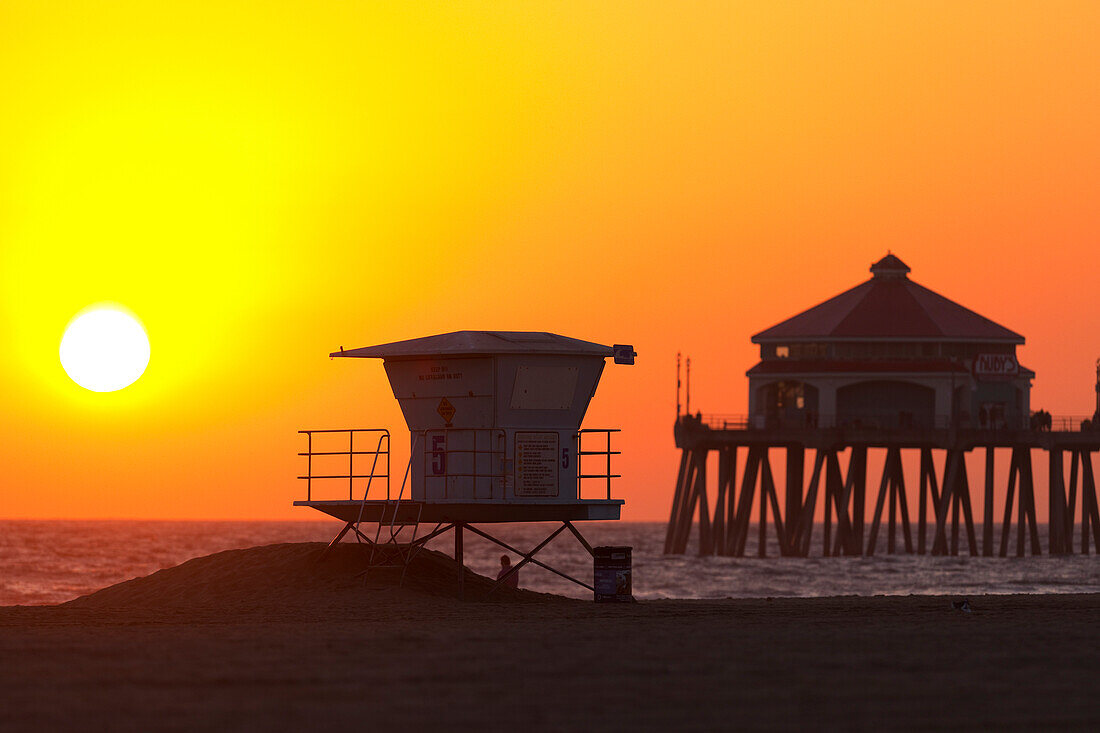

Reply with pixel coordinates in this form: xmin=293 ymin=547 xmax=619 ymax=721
xmin=437 ymin=397 xmax=456 ymax=424
xmin=515 ymin=431 xmax=559 ymax=497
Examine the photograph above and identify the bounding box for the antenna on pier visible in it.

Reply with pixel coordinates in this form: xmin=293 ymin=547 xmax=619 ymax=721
xmin=686 ymin=357 xmax=691 ymax=417
xmin=1094 ymin=357 xmax=1099 ymax=420
xmin=673 ymin=352 xmax=682 ymax=420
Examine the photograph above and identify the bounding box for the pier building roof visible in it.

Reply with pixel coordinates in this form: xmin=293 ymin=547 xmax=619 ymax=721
xmin=752 ymin=254 xmax=1024 ymax=344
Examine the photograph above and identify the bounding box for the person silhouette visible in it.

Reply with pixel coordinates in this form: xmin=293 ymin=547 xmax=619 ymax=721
xmin=496 ymin=555 xmax=519 ymax=588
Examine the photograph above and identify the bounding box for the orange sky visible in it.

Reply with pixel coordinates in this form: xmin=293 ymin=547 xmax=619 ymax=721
xmin=2 ymin=2 xmax=1099 ymax=521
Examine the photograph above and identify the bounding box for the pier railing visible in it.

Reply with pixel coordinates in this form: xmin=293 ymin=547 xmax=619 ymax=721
xmin=692 ymin=414 xmax=955 ymax=430
xmin=687 ymin=413 xmax=1100 ymax=432
xmin=1048 ymin=415 xmax=1099 ymax=432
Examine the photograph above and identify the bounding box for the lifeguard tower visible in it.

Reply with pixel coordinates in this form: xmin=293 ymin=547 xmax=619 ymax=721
xmin=296 ymin=330 xmax=635 ymax=595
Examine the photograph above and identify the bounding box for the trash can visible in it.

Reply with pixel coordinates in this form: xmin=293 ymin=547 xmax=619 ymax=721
xmin=593 ymin=546 xmax=633 ymax=602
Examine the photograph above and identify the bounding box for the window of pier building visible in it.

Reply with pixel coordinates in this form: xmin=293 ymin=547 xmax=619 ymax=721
xmin=756 ymin=381 xmax=820 ymax=427
xmin=762 ymin=343 xmax=828 ymax=359
xmin=763 ymin=341 xmax=1015 ymax=361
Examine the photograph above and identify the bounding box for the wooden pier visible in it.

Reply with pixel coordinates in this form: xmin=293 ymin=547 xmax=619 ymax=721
xmin=665 ymin=416 xmax=1100 ymax=557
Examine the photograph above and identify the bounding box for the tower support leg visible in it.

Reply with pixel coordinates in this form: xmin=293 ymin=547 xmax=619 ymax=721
xmin=1081 ymin=452 xmax=1100 ymax=554
xmin=888 ymin=448 xmax=898 ymax=554
xmin=957 ymin=458 xmax=978 ymax=556
xmin=761 ymin=452 xmax=786 ymax=556
xmin=1000 ymin=448 xmax=1020 ymax=557
xmin=797 ymin=450 xmax=825 ymax=557
xmin=895 ymin=449 xmax=914 ymax=553
xmin=664 ymin=450 xmax=691 ymax=554
xmin=1067 ymin=450 xmax=1079 ymax=555
xmin=932 ymin=449 xmax=963 ymax=556
xmin=785 ymin=446 xmax=805 ymax=555
xmin=758 ymin=450 xmax=769 ymax=557
xmin=673 ymin=449 xmax=701 ymax=554
xmin=983 ymin=447 xmax=995 ymax=556
xmin=732 ymin=447 xmax=762 ymax=556
xmin=1021 ymin=449 xmax=1042 ymax=556
xmin=713 ymin=447 xmax=729 ymax=556
xmin=696 ymin=450 xmax=712 ymax=556
xmin=918 ymin=448 xmax=938 ymax=555
xmin=866 ymin=448 xmax=892 ymax=556
xmin=1050 ymin=449 xmax=1066 ymax=555
xmin=849 ymin=447 xmax=868 ymax=555
xmin=724 ymin=447 xmax=739 ymax=555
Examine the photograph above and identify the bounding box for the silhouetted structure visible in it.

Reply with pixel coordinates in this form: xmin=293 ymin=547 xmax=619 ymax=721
xmin=749 ymin=254 xmax=1032 ymax=430
xmin=297 ymin=331 xmax=635 ymax=595
xmin=667 ymin=256 xmax=1100 ymax=558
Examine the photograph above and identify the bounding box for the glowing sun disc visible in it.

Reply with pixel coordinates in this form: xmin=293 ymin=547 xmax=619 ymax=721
xmin=60 ymin=307 xmax=150 ymax=392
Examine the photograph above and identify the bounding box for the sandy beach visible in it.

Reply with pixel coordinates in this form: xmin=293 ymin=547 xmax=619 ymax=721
xmin=1 ymin=543 xmax=1097 ymax=732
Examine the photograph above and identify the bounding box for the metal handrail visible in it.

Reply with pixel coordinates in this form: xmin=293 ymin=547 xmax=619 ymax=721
xmin=298 ymin=429 xmax=390 ymax=501
xmin=1043 ymin=415 xmax=1100 ymax=432
xmin=577 ymin=429 xmax=621 ymax=500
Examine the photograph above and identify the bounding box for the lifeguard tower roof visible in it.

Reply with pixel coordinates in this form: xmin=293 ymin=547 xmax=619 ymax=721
xmin=332 ymin=331 xmax=613 ymax=359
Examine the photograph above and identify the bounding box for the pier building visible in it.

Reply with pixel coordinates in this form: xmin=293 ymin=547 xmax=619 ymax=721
xmin=749 ymin=254 xmax=1033 ymax=431
xmin=667 ymin=255 xmax=1100 ymax=559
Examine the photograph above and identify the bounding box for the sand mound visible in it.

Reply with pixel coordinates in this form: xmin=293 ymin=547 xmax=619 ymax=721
xmin=65 ymin=542 xmax=562 ymax=615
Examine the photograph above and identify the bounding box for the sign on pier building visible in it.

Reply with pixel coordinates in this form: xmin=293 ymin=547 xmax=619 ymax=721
xmin=748 ymin=254 xmax=1033 ymax=430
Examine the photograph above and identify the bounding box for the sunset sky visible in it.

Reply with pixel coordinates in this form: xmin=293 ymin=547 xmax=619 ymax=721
xmin=2 ymin=1 xmax=1098 ymax=521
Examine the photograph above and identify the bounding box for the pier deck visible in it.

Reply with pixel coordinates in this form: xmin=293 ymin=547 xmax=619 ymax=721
xmin=667 ymin=417 xmax=1100 ymax=558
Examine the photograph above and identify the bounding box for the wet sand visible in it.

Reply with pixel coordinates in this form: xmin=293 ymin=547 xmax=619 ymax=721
xmin=1 ymin=543 xmax=1097 ymax=731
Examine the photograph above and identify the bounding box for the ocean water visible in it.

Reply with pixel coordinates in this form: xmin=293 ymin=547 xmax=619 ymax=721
xmin=0 ymin=520 xmax=1097 ymax=606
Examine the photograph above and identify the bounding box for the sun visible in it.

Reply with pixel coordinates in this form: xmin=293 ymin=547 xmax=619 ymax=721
xmin=60 ymin=307 xmax=151 ymax=392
